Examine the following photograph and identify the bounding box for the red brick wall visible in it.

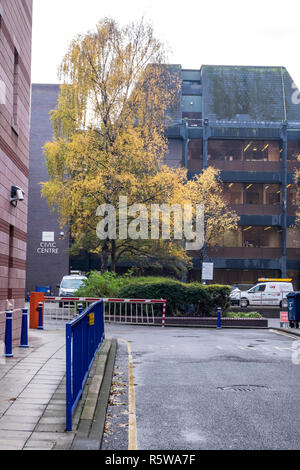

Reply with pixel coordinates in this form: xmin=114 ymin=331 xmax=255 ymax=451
xmin=0 ymin=0 xmax=32 ymax=341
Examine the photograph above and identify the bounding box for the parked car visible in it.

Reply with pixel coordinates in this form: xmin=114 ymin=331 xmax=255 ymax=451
xmin=57 ymin=275 xmax=87 ymax=297
xmin=230 ymin=279 xmax=294 ymax=308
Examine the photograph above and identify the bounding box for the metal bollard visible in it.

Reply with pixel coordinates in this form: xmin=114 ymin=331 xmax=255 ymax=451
xmin=217 ymin=307 xmax=222 ymax=329
xmin=78 ymin=303 xmax=83 ymax=315
xmin=19 ymin=308 xmax=29 ymax=348
xmin=38 ymin=302 xmax=44 ymax=330
xmin=4 ymin=310 xmax=13 ymax=357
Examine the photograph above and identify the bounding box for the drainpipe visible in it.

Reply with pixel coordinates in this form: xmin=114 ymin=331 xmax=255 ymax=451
xmin=281 ymin=122 xmax=287 ymax=278
xmin=181 ymin=119 xmax=189 ymax=168
xmin=203 ymin=119 xmax=209 ymax=169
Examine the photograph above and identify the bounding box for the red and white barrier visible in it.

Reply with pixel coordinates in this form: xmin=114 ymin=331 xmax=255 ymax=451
xmin=44 ymin=297 xmax=167 ymax=326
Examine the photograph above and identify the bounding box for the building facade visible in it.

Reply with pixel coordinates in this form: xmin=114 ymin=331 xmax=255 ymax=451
xmin=164 ymin=65 xmax=300 ymax=289
xmin=26 ymin=84 xmax=70 ymax=296
xmin=0 ymin=0 xmax=33 ymax=340
xmin=28 ymin=65 xmax=300 ymax=290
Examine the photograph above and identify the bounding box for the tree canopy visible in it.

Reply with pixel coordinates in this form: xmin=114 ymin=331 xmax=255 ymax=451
xmin=42 ymin=17 xmax=239 ymax=276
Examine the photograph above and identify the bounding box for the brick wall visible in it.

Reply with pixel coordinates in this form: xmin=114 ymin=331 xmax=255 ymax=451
xmin=26 ymin=84 xmax=70 ymax=296
xmin=0 ymin=0 xmax=32 ymax=341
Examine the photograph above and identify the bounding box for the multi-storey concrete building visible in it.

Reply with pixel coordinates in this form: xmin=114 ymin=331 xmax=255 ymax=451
xmin=164 ymin=65 xmax=300 ymax=288
xmin=0 ymin=0 xmax=33 ymax=340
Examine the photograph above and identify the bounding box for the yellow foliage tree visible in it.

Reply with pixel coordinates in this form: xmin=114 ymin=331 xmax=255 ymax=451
xmin=42 ymin=17 xmax=239 ymax=276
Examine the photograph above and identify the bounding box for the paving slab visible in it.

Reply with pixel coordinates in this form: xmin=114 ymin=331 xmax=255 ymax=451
xmin=0 ymin=324 xmax=116 ymax=450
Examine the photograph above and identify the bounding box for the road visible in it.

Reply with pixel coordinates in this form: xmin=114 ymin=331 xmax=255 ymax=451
xmin=104 ymin=324 xmax=300 ymax=450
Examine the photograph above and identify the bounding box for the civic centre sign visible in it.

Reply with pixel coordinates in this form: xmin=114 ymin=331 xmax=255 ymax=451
xmin=37 ymin=232 xmax=59 ymax=255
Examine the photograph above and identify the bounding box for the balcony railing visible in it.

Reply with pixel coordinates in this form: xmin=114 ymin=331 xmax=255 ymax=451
xmin=206 ymin=247 xmax=282 ymax=259
xmin=208 ymin=161 xmax=281 ymax=172
xmin=229 ymin=204 xmax=282 ymax=216
xmin=287 ymin=248 xmax=300 ymax=259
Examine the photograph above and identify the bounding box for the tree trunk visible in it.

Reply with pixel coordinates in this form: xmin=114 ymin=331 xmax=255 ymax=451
xmin=110 ymin=239 xmax=117 ymax=273
xmin=100 ymin=241 xmax=109 ymax=273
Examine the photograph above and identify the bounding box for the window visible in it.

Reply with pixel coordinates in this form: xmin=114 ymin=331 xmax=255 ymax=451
xmin=244 ymin=183 xmax=262 ymax=204
xmin=264 ymin=184 xmax=281 ymax=205
xmin=243 ymin=141 xmax=280 ymax=162
xmin=242 ymin=226 xmax=281 ymax=248
xmin=207 ymin=140 xmax=281 ymax=162
xmin=287 ymin=141 xmax=300 ymax=161
xmin=287 ymin=185 xmax=298 ymax=206
xmin=188 ymin=140 xmax=203 ymax=160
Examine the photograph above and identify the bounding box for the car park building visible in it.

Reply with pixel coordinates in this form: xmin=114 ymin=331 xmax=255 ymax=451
xmin=164 ymin=65 xmax=300 ymax=289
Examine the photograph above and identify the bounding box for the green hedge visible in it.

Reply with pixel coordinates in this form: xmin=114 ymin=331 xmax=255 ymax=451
xmin=76 ymin=272 xmax=231 ymax=317
xmin=224 ymin=311 xmax=262 ymax=318
xmin=115 ymin=278 xmax=231 ymax=317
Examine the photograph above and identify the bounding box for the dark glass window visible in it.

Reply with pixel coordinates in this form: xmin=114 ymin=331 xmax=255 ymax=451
xmin=208 ymin=140 xmax=281 ymax=162
xmin=188 ymin=139 xmax=203 ymax=160
xmin=287 ymin=141 xmax=300 ymax=161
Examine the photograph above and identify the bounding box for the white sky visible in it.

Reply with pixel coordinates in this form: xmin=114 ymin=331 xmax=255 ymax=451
xmin=32 ymin=0 xmax=300 ymax=87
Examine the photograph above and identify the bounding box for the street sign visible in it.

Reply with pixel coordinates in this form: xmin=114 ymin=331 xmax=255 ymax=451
xmin=280 ymin=311 xmax=288 ymax=323
xmin=202 ymin=262 xmax=214 ymax=281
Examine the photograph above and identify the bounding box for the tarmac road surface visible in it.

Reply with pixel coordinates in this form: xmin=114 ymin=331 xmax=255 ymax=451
xmin=104 ymin=324 xmax=300 ymax=450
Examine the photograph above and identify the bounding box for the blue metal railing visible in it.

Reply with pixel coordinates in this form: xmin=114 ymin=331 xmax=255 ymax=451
xmin=66 ymin=300 xmax=104 ymax=431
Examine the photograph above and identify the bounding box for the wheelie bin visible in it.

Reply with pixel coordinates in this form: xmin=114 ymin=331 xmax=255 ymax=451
xmin=287 ymin=291 xmax=300 ymax=328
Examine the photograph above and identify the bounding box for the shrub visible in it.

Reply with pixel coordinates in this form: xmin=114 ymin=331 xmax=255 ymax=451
xmin=224 ymin=311 xmax=262 ymax=318
xmin=76 ymin=273 xmax=231 ymax=317
xmin=116 ymin=278 xmax=231 ymax=317
xmin=75 ymin=271 xmax=133 ymax=298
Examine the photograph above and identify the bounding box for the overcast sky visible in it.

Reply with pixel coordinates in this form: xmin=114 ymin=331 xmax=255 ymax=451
xmin=32 ymin=0 xmax=300 ymax=87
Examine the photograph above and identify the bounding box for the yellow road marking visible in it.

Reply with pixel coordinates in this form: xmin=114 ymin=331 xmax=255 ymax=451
xmin=119 ymin=339 xmax=137 ymax=450
xmin=269 ymin=329 xmax=300 ymax=340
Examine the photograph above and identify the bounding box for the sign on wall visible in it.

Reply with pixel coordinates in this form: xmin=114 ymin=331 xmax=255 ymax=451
xmin=37 ymin=232 xmax=59 ymax=255
xmin=202 ymin=262 xmax=214 ymax=281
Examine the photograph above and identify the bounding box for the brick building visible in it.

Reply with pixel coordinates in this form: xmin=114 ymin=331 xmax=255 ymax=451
xmin=26 ymin=84 xmax=70 ymax=296
xmin=0 ymin=0 xmax=33 ymax=340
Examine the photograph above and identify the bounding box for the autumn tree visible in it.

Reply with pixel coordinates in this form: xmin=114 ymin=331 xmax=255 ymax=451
xmin=42 ymin=17 xmax=239 ymax=276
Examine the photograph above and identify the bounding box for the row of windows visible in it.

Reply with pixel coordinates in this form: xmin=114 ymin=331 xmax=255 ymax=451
xmin=224 ymin=183 xmax=298 ymax=206
xmin=188 ymin=139 xmax=300 ymax=161
xmin=212 ymin=226 xmax=300 ymax=249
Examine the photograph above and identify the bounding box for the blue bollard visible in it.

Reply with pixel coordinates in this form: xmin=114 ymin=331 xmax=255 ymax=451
xmin=19 ymin=308 xmax=29 ymax=348
xmin=217 ymin=307 xmax=222 ymax=329
xmin=78 ymin=303 xmax=83 ymax=315
xmin=4 ymin=310 xmax=13 ymax=357
xmin=38 ymin=302 xmax=44 ymax=330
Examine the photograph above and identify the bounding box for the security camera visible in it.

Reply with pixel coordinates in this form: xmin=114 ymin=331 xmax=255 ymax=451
xmin=10 ymin=186 xmax=25 ymax=206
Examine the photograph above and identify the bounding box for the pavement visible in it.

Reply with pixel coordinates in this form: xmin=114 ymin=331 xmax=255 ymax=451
xmin=0 ymin=325 xmax=117 ymax=450
xmin=0 ymin=316 xmax=299 ymax=451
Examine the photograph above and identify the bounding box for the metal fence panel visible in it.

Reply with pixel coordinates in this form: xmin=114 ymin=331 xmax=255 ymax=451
xmin=66 ymin=300 xmax=104 ymax=431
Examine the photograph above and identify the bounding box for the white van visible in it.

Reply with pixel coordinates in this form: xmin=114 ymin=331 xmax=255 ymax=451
xmin=57 ymin=275 xmax=87 ymax=297
xmin=230 ymin=279 xmax=294 ymax=308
